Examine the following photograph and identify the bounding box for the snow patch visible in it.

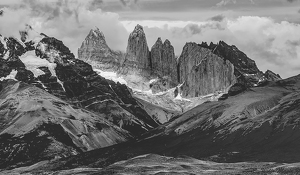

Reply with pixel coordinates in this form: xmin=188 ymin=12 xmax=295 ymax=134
xmin=0 ymin=70 xmax=17 ymax=81
xmin=19 ymin=51 xmax=65 ymax=91
xmin=36 ymin=80 xmax=47 ymax=89
xmin=175 ymin=92 xmax=191 ymax=102
xmin=32 ymin=35 xmax=44 ymax=48
xmin=244 ymin=73 xmax=256 ymax=76
xmin=132 ymin=88 xmax=153 ymax=95
xmin=20 ymin=51 xmax=47 ymax=77
xmin=3 ymin=50 xmax=9 ymax=60
xmin=94 ymin=69 xmax=127 ymax=85
xmin=26 ymin=29 xmax=44 ymax=46
xmin=12 ymin=37 xmax=26 ymax=48
xmin=149 ymin=78 xmax=158 ymax=84
xmin=37 ymin=42 xmax=47 ymax=54
xmin=0 ymin=35 xmax=7 ymax=49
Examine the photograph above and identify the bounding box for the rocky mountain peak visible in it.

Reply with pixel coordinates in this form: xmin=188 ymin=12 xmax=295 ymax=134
xmin=125 ymin=24 xmax=150 ymax=70
xmin=78 ymin=28 xmax=121 ymax=70
xmin=265 ymin=69 xmax=281 ymax=81
xmin=163 ymin=39 xmax=171 ymax=46
xmin=131 ymin=24 xmax=145 ymax=36
xmin=87 ymin=28 xmax=106 ymax=44
xmin=150 ymin=37 xmax=177 ymax=91
xmin=152 ymin=37 xmax=163 ymax=49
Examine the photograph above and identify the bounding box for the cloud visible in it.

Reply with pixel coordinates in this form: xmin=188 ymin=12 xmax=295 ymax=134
xmin=1 ymin=0 xmax=300 ymax=78
xmin=0 ymin=0 xmax=129 ymax=55
xmin=216 ymin=0 xmax=255 ymax=7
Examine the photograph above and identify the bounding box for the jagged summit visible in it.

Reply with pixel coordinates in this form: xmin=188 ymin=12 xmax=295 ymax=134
xmin=130 ymin=24 xmax=145 ymax=36
xmin=197 ymin=40 xmax=281 ymax=88
xmin=78 ymin=27 xmax=121 ymax=70
xmin=199 ymin=40 xmax=260 ymax=75
xmin=163 ymin=39 xmax=171 ymax=46
xmin=265 ymin=69 xmax=281 ymax=81
xmin=87 ymin=27 xmax=106 ymax=43
xmin=150 ymin=37 xmax=177 ymax=92
xmin=125 ymin=24 xmax=150 ymax=70
xmin=152 ymin=37 xmax=163 ymax=49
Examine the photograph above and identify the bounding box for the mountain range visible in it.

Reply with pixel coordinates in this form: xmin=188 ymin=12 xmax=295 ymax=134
xmin=1 ymin=24 xmax=300 ymax=175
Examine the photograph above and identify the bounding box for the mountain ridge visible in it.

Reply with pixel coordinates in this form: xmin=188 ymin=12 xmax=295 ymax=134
xmin=78 ymin=25 xmax=281 ymax=99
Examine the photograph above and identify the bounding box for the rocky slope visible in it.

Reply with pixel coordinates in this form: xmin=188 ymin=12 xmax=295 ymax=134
xmin=0 ymin=80 xmax=130 ymax=169
xmin=77 ymin=28 xmax=122 ymax=70
xmin=27 ymin=74 xmax=300 ymax=173
xmin=0 ymin=31 xmax=163 ymax=169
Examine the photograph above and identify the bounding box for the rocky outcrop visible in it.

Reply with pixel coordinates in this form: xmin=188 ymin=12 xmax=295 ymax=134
xmin=150 ymin=37 xmax=163 ymax=74
xmin=123 ymin=24 xmax=150 ymax=71
xmin=265 ymin=70 xmax=281 ymax=81
xmin=178 ymin=42 xmax=235 ymax=97
xmin=199 ymin=41 xmax=267 ymax=87
xmin=150 ymin=38 xmax=177 ymax=85
xmin=78 ymin=28 xmax=121 ymax=70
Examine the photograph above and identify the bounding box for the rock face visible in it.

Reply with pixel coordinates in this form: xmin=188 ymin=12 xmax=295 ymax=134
xmin=176 ymin=41 xmax=282 ymax=97
xmin=150 ymin=38 xmax=177 ymax=85
xmin=78 ymin=28 xmax=121 ymax=70
xmin=123 ymin=24 xmax=150 ymax=71
xmin=199 ymin=41 xmax=272 ymax=87
xmin=178 ymin=42 xmax=235 ymax=97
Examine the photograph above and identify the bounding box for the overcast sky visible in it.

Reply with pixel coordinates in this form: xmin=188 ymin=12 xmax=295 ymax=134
xmin=0 ymin=0 xmax=300 ymax=78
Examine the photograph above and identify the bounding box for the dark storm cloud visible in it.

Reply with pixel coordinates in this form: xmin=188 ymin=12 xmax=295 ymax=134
xmin=209 ymin=14 xmax=225 ymax=22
